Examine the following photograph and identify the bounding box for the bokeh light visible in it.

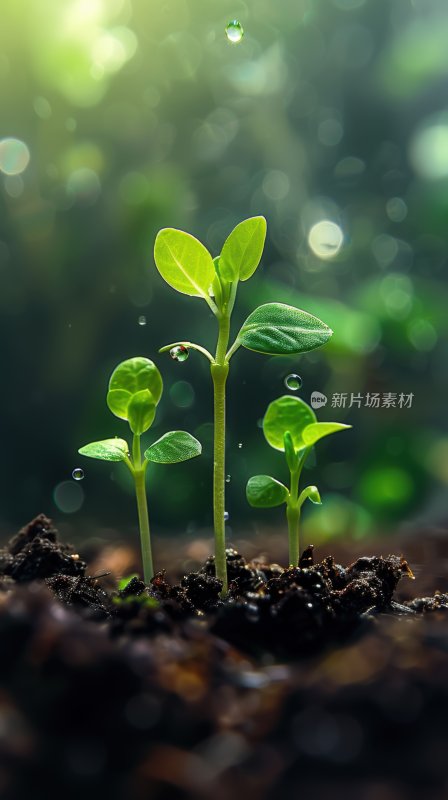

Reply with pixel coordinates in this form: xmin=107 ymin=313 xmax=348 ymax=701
xmin=308 ymin=221 xmax=344 ymax=259
xmin=410 ymin=121 xmax=448 ymax=179
xmin=0 ymin=138 xmax=30 ymax=175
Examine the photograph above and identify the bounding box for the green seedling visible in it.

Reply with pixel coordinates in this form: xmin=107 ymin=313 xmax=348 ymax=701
xmin=246 ymin=395 xmax=351 ymax=567
xmin=78 ymin=356 xmax=201 ymax=584
xmin=154 ymin=217 xmax=333 ymax=594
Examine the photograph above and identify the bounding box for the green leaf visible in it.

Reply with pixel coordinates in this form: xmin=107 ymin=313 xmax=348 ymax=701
xmin=78 ymin=438 xmax=129 ymax=462
xmin=107 ymin=357 xmax=163 ymax=420
xmin=246 ymin=475 xmax=289 ymax=508
xmin=106 ymin=389 xmax=132 ymax=419
xmin=154 ymin=228 xmax=215 ymax=300
xmin=237 ymin=303 xmax=333 ymax=355
xmin=211 ymin=255 xmax=232 ymax=310
xmin=284 ymin=431 xmax=299 ymax=472
xmin=211 ymin=257 xmax=223 ymax=307
xmin=144 ymin=431 xmax=202 ymax=464
xmin=299 ymin=485 xmax=322 ymax=506
xmin=302 ymin=422 xmax=352 ymax=446
xmin=263 ymin=395 xmax=316 ymax=452
xmin=127 ymin=390 xmax=156 ymax=435
xmin=219 ymin=216 xmax=267 ymax=282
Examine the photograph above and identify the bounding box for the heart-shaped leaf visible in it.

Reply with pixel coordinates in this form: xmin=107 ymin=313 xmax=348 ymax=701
xmin=144 ymin=431 xmax=202 ymax=464
xmin=263 ymin=395 xmax=316 ymax=452
xmin=107 ymin=358 xmax=162 ymax=420
xmin=219 ymin=216 xmax=267 ymax=282
xmin=302 ymin=422 xmax=352 ymax=446
xmin=246 ymin=475 xmax=289 ymax=508
xmin=78 ymin=438 xmax=129 ymax=462
xmin=299 ymin=485 xmax=322 ymax=506
xmin=154 ymin=228 xmax=215 ymax=300
xmin=237 ymin=303 xmax=333 ymax=355
xmin=127 ymin=390 xmax=156 ymax=435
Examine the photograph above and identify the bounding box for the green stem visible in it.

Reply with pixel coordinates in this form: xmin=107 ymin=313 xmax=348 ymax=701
xmin=286 ymin=504 xmax=301 ymax=568
xmin=211 ymin=311 xmax=231 ymax=595
xmin=286 ymin=466 xmax=301 ymax=567
xmin=285 ymin=447 xmax=312 ymax=567
xmin=132 ymin=434 xmax=153 ymax=585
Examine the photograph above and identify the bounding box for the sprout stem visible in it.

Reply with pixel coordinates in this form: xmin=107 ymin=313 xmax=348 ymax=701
xmin=285 ymin=448 xmax=311 ymax=567
xmin=211 ymin=311 xmax=231 ymax=595
xmin=286 ymin=503 xmax=301 ymax=568
xmin=132 ymin=433 xmax=153 ymax=584
xmin=286 ymin=466 xmax=301 ymax=567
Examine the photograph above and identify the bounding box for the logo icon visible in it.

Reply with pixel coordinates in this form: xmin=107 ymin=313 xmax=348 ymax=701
xmin=310 ymin=391 xmax=327 ymax=410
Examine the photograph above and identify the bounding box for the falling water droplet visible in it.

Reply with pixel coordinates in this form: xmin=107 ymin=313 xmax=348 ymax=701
xmin=225 ymin=20 xmax=244 ymax=43
xmin=224 ymin=511 xmax=229 ymax=521
xmin=72 ymin=468 xmax=84 ymax=481
xmin=170 ymin=345 xmax=189 ymax=362
xmin=284 ymin=373 xmax=303 ymax=391
xmin=138 ymin=315 xmax=147 ymax=326
xmin=225 ymin=474 xmax=231 ymax=483
xmin=238 ymin=442 xmax=243 ymax=449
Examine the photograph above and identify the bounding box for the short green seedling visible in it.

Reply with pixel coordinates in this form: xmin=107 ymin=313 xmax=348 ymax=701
xmin=78 ymin=357 xmax=201 ymax=584
xmin=154 ymin=217 xmax=333 ymax=594
xmin=246 ymin=395 xmax=351 ymax=567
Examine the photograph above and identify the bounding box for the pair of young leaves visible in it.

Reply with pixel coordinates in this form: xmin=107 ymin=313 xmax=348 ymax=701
xmin=154 ymin=216 xmax=333 ymax=356
xmin=79 ymin=357 xmax=201 ymax=468
xmin=247 ymin=395 xmax=351 ymax=509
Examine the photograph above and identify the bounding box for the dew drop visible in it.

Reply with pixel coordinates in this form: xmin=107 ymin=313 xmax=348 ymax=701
xmin=225 ymin=474 xmax=231 ymax=483
xmin=225 ymin=20 xmax=244 ymax=43
xmin=138 ymin=315 xmax=147 ymax=326
xmin=284 ymin=373 xmax=303 ymax=391
xmin=238 ymin=442 xmax=243 ymax=449
xmin=169 ymin=345 xmax=189 ymax=362
xmin=72 ymin=468 xmax=84 ymax=481
xmin=224 ymin=511 xmax=229 ymax=521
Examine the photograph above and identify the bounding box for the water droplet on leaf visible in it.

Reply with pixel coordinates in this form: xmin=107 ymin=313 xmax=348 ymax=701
xmin=169 ymin=345 xmax=189 ymax=362
xmin=72 ymin=468 xmax=84 ymax=481
xmin=238 ymin=442 xmax=243 ymax=449
xmin=138 ymin=315 xmax=147 ymax=326
xmin=225 ymin=20 xmax=244 ymax=43
xmin=284 ymin=373 xmax=303 ymax=391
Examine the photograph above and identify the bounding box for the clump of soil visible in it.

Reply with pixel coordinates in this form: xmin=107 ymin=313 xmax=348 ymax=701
xmin=1 ymin=514 xmax=448 ymax=800
xmin=0 ymin=515 xmax=418 ymax=658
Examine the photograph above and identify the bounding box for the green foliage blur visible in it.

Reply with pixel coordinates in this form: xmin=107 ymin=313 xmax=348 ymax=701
xmin=1 ymin=0 xmax=447 ymax=542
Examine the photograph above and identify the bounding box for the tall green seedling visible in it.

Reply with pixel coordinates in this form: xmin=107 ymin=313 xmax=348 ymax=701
xmin=78 ymin=357 xmax=201 ymax=584
xmin=154 ymin=217 xmax=333 ymax=594
xmin=246 ymin=395 xmax=351 ymax=566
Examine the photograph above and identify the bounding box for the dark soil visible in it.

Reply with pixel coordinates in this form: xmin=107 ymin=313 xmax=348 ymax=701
xmin=1 ymin=514 xmax=448 ymax=800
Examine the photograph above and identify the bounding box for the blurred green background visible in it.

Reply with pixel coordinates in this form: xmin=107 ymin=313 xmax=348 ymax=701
xmin=1 ymin=0 xmax=447 ymax=546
